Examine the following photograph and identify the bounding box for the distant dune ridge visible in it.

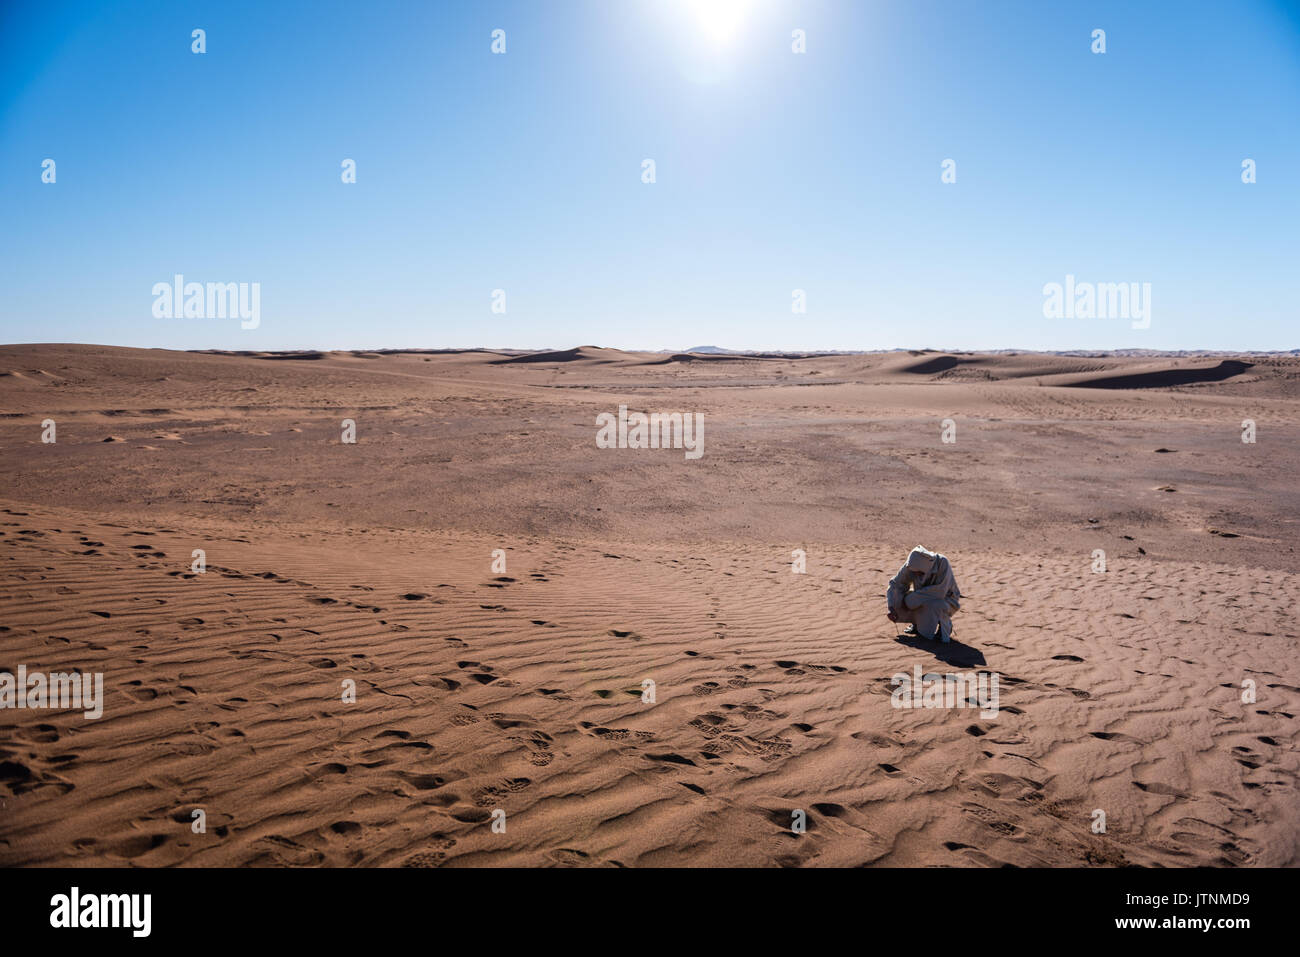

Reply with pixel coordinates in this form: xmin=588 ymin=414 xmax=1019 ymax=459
xmin=1 ymin=343 xmax=1297 ymax=867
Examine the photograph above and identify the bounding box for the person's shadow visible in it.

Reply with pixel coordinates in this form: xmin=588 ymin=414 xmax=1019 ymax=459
xmin=893 ymin=632 xmax=986 ymax=667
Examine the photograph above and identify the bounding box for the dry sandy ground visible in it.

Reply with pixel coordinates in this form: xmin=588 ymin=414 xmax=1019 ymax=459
xmin=1 ymin=343 xmax=1297 ymax=867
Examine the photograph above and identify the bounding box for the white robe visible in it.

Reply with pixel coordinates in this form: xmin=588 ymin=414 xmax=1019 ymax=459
xmin=888 ymin=546 xmax=962 ymax=639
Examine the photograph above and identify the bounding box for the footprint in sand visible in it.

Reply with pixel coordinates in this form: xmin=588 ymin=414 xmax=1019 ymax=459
xmin=960 ymin=802 xmax=1021 ymax=837
xmin=457 ymin=660 xmax=505 ymax=685
xmin=578 ymin=721 xmax=652 ymax=742
xmin=689 ymin=713 xmax=732 ymax=738
xmin=401 ymin=836 xmax=458 ymax=867
xmin=643 ymin=751 xmax=696 ymax=768
xmin=508 ymin=729 xmax=555 ymax=766
xmin=580 ymin=722 xmax=630 ymax=740
xmin=486 ymin=712 xmax=535 ymax=730
xmin=248 ymin=835 xmax=324 ymax=867
xmin=449 ymin=707 xmax=481 ymax=726
xmin=105 ymin=833 xmax=170 ymax=860
xmin=1133 ymin=780 xmax=1187 ymax=798
xmin=546 ymin=847 xmax=599 ymax=866
xmin=394 ymin=769 xmax=461 ymax=791
xmin=14 ymin=723 xmax=61 ymax=744
xmin=414 ymin=676 xmax=461 ymax=691
xmin=471 ymin=777 xmax=533 ymax=806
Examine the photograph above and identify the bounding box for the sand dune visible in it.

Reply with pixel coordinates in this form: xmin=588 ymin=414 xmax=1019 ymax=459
xmin=1 ymin=344 xmax=1297 ymax=866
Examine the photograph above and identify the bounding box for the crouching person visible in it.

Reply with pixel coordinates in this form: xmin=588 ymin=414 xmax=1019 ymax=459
xmin=887 ymin=546 xmax=961 ymax=643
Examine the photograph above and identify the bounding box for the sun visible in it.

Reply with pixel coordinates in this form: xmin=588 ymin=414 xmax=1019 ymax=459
xmin=685 ymin=0 xmax=753 ymax=48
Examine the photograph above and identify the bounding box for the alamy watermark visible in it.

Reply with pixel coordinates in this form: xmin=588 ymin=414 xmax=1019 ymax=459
xmin=596 ymin=404 xmax=704 ymax=459
xmin=50 ymin=887 xmax=150 ymax=937
xmin=1 ymin=665 xmax=104 ymax=719
xmin=152 ymin=274 xmax=260 ymax=329
xmin=1042 ymin=274 xmax=1150 ymax=329
xmin=891 ymin=666 xmax=1000 ymax=718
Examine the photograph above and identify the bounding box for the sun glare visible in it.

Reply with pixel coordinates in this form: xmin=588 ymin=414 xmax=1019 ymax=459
xmin=686 ymin=0 xmax=752 ymax=48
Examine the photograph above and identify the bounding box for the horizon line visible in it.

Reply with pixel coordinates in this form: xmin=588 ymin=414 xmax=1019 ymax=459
xmin=3 ymin=342 xmax=1298 ymax=357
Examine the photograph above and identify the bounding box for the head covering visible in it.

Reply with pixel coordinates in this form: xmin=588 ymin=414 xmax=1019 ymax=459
xmin=906 ymin=546 xmax=936 ymax=574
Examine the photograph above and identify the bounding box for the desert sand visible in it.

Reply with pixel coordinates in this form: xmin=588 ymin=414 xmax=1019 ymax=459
xmin=1 ymin=343 xmax=1297 ymax=867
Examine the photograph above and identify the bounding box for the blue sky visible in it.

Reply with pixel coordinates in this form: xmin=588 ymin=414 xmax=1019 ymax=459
xmin=2 ymin=0 xmax=1297 ymax=352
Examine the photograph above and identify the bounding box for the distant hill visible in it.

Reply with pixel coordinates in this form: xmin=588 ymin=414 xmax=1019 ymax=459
xmin=677 ymin=346 xmax=1300 ymax=358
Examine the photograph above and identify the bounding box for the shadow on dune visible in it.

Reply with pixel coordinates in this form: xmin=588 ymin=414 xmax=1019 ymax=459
xmin=203 ymin=350 xmax=325 ymax=360
xmin=900 ymin=355 xmax=963 ymax=374
xmin=894 ymin=633 xmax=987 ymax=667
xmin=489 ymin=347 xmax=587 ymax=364
xmin=642 ymin=352 xmax=804 ymax=365
xmin=642 ymin=352 xmax=769 ymax=365
xmin=1062 ymin=359 xmax=1252 ymax=389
